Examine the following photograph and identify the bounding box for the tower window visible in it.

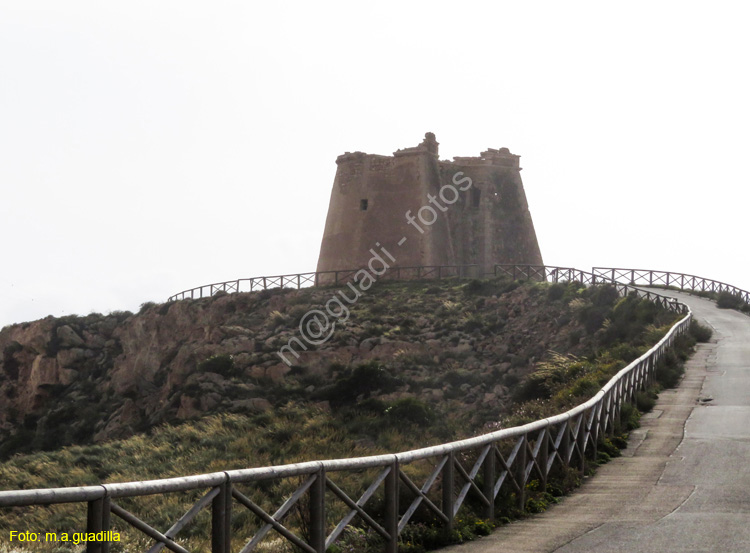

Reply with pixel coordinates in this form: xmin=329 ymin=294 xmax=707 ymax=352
xmin=471 ymin=188 xmax=481 ymax=208
xmin=360 ymin=199 xmax=368 ymax=211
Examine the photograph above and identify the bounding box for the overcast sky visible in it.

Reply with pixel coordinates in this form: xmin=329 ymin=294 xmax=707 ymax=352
xmin=1 ymin=1 xmax=748 ymax=328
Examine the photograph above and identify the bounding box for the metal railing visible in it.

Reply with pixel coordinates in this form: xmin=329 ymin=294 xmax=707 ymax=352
xmin=167 ymin=265 xmax=482 ymax=302
xmin=1 ymin=266 xmax=693 ymax=553
xmin=592 ymin=267 xmax=750 ymax=304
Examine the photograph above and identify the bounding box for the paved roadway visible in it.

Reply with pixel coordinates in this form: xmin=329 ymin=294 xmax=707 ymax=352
xmin=445 ymin=291 xmax=750 ymax=553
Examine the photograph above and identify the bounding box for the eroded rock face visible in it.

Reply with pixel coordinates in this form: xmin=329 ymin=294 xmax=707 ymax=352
xmin=0 ymin=282 xmax=585 ymax=458
xmin=0 ymin=297 xmax=275 ymax=452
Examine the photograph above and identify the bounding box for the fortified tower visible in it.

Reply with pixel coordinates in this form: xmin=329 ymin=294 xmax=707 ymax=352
xmin=316 ymin=133 xmax=543 ymax=275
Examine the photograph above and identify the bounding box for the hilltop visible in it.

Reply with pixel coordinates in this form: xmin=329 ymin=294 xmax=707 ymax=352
xmin=1 ymin=277 xmax=677 ymax=462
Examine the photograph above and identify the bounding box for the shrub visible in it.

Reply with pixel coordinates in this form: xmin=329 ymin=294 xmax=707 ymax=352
xmin=463 ymin=316 xmax=484 ymax=332
xmin=3 ymin=341 xmax=23 ymax=356
xmin=611 ymin=435 xmax=628 ymax=450
xmin=354 ymin=398 xmax=387 ymax=414
xmin=2 ymin=342 xmax=23 ymax=379
xmin=287 ymin=304 xmax=309 ymax=325
xmin=324 ymin=362 xmax=399 ymax=406
xmin=567 ymin=376 xmax=600 ymax=400
xmin=385 ymin=398 xmax=434 ymax=427
xmin=198 ymin=354 xmax=237 ymax=377
xmin=579 ymin=305 xmax=609 ymax=334
xmin=444 ymin=369 xmax=481 ymax=388
xmin=463 ymin=279 xmax=486 ymax=295
xmin=598 ymin=437 xmax=622 ymax=458
xmin=267 ymin=310 xmax=287 ymax=327
xmin=109 ymin=310 xmax=133 ymax=321
xmin=588 ymin=284 xmax=621 ymax=308
xmin=655 ymin=350 xmax=683 ymax=388
xmin=635 ymin=390 xmax=656 ymax=412
xmin=547 ymin=283 xmax=566 ymax=301
xmin=619 ymin=402 xmax=641 ymax=431
xmin=690 ymin=320 xmax=713 ymax=343
xmin=716 ymin=291 xmax=743 ymax=310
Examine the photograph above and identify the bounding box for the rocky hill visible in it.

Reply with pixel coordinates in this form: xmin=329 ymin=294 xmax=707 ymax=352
xmin=0 ymin=277 xmax=658 ymax=459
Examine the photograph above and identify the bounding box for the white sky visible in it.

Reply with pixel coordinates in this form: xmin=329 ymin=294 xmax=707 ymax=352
xmin=1 ymin=1 xmax=748 ymax=328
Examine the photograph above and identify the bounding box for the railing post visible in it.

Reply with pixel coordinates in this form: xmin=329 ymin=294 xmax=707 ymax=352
xmin=538 ymin=426 xmax=552 ymax=492
xmin=648 ymin=357 xmax=656 ymax=388
xmin=560 ymin=421 xmax=571 ymax=469
xmin=539 ymin=430 xmax=549 ymax=491
xmin=615 ymin=383 xmax=623 ymax=430
xmin=310 ymin=466 xmax=326 ymax=553
xmin=606 ymin=392 xmax=615 ymax=437
xmin=385 ymin=459 xmax=399 ymax=553
xmin=516 ymin=436 xmax=527 ymax=511
xmin=483 ymin=446 xmax=496 ymax=521
xmin=442 ymin=452 xmax=455 ymax=530
xmin=86 ymin=494 xmax=110 ymax=553
xmin=212 ymin=480 xmax=231 ymax=553
xmin=577 ymin=415 xmax=586 ymax=473
xmin=589 ymin=408 xmax=599 ymax=461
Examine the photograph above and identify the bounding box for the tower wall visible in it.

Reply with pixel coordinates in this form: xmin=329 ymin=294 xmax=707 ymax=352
xmin=316 ymin=134 xmax=543 ymax=275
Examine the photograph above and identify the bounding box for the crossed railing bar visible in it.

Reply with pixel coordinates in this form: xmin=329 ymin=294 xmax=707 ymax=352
xmin=2 ymin=266 xmax=694 ymax=553
xmin=592 ymin=267 xmax=750 ymax=305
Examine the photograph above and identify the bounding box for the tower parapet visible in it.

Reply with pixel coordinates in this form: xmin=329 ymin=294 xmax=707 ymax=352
xmin=450 ymin=147 xmax=520 ymax=169
xmin=393 ymin=132 xmax=440 ymax=158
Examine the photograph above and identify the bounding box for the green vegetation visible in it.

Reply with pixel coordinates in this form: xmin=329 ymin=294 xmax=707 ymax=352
xmin=716 ymin=290 xmax=749 ymax=311
xmin=639 ymin=282 xmax=750 ymax=315
xmin=197 ymin=353 xmax=239 ymax=378
xmin=680 ymin=288 xmax=750 ymax=314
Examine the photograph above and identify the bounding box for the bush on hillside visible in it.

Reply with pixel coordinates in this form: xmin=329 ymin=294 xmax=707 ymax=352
xmin=198 ymin=354 xmax=238 ymax=377
xmin=716 ymin=291 xmax=743 ymax=310
xmin=690 ymin=320 xmax=713 ymax=343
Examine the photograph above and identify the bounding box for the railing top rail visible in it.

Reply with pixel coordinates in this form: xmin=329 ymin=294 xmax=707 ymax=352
xmin=0 ymin=485 xmax=106 ymax=507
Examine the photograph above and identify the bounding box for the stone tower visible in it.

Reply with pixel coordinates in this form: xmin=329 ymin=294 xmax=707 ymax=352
xmin=316 ymin=133 xmax=543 ymax=276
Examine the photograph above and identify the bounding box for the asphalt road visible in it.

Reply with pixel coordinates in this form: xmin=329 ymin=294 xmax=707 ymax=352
xmin=444 ymin=291 xmax=750 ymax=553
